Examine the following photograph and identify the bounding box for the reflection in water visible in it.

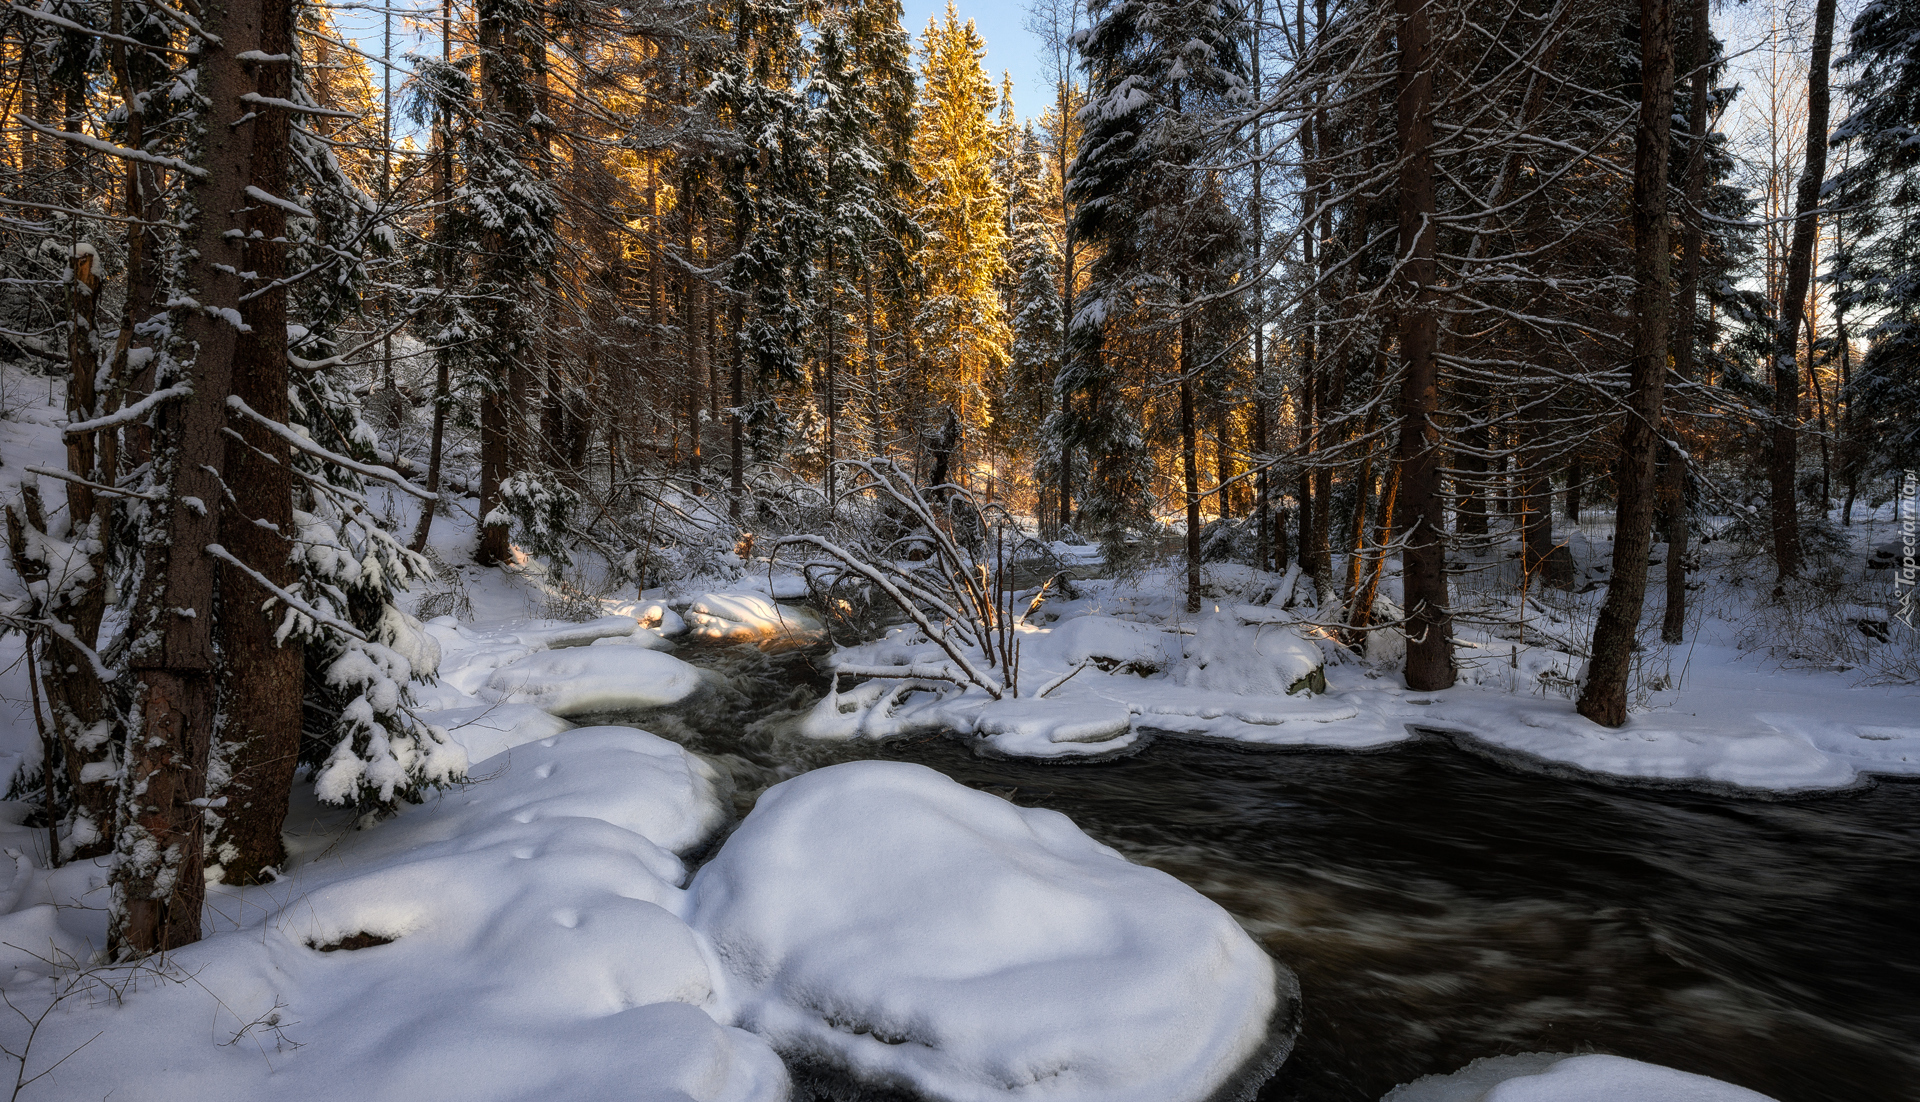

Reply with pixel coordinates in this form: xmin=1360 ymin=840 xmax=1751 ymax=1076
xmin=589 ymin=641 xmax=1920 ymax=1102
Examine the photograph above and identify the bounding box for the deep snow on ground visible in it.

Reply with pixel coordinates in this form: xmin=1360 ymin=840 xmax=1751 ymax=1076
xmin=806 ymin=553 xmax=1920 ymax=793
xmin=0 ymin=726 xmax=787 ymax=1102
xmin=0 ymin=727 xmax=1284 ymax=1101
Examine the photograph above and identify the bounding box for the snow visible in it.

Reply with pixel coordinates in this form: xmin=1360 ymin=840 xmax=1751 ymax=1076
xmin=1383 ymin=1053 xmax=1779 ymax=1102
xmin=483 ymin=646 xmax=712 ymax=717
xmin=0 ymin=726 xmax=784 ymax=1102
xmin=802 ymin=556 xmax=1920 ymax=793
xmin=417 ymin=701 xmax=574 ymax=762
xmin=0 ymin=723 xmax=1289 ymax=1102
xmin=686 ymin=592 xmax=827 ymax=645
xmin=687 ymin=761 xmax=1288 ymax=1102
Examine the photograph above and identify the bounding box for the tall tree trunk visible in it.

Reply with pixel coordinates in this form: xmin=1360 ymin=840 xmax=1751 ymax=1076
xmin=112 ymin=0 xmax=264 ymax=956
xmin=57 ymin=250 xmax=116 ymax=860
xmin=1456 ymin=401 xmax=1490 ymax=537
xmin=410 ymin=0 xmax=455 ymax=554
xmin=1057 ymin=77 xmax=1076 ymax=537
xmin=1662 ymin=0 xmax=1710 ymax=641
xmin=1393 ymin=0 xmax=1453 ymax=691
xmin=1344 ymin=443 xmax=1379 ymax=630
xmin=217 ymin=0 xmax=302 ymax=884
xmin=824 ymin=240 xmax=838 ymax=506
xmin=473 ymin=0 xmax=536 ymax=567
xmin=1766 ymin=0 xmax=1837 ymax=590
xmin=1181 ymin=315 xmax=1202 ymax=614
xmin=1564 ymin=455 xmax=1583 ymax=521
xmin=730 ymin=290 xmax=746 ymax=525
xmin=1520 ymin=466 xmax=1572 ymax=588
xmin=686 ymin=197 xmax=706 ymax=485
xmin=1578 ymin=0 xmax=1674 ymax=727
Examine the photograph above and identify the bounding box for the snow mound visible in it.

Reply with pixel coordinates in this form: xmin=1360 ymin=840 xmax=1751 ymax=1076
xmin=1449 ymin=706 xmax=1860 ymax=791
xmin=607 ymin=600 xmax=690 ymax=637
xmin=972 ymin=698 xmax=1136 ymax=753
xmin=484 ymin=647 xmax=710 ymax=717
xmin=1179 ymin=613 xmax=1324 ymax=696
xmin=0 ymin=727 xmax=782 ymax=1102
xmin=422 ymin=702 xmax=575 ymax=762
xmin=688 ymin=761 xmax=1286 ymax=1102
xmin=686 ymin=592 xmax=826 ymax=644
xmin=1036 ymin=614 xmax=1174 ymax=673
xmin=1383 ymin=1053 xmax=1779 ymax=1102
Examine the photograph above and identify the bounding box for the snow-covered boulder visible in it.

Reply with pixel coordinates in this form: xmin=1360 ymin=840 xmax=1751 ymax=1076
xmin=607 ymin=600 xmax=690 ymax=637
xmin=484 ymin=647 xmax=710 ymax=717
xmin=1179 ymin=613 xmax=1325 ymax=696
xmin=1037 ymin=614 xmax=1174 ymax=674
xmin=686 ymin=593 xmax=826 ymax=645
xmin=688 ymin=761 xmax=1288 ymax=1102
xmin=971 ymin=698 xmax=1136 ymax=755
xmin=1383 ymin=1054 xmax=1779 ymax=1102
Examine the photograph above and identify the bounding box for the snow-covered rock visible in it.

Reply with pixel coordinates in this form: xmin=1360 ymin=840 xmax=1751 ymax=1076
xmin=1383 ymin=1053 xmax=1779 ymax=1102
xmin=686 ymin=592 xmax=826 ymax=645
xmin=688 ymin=761 xmax=1287 ymax=1102
xmin=1179 ymin=613 xmax=1325 ymax=696
xmin=483 ymin=647 xmax=710 ymax=717
xmin=971 ymin=697 xmax=1136 ymax=754
xmin=1038 ymin=614 xmax=1173 ymax=673
xmin=607 ymin=600 xmax=690 ymax=638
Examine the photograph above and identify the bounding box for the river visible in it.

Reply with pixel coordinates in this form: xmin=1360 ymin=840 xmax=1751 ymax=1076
xmin=586 ymin=640 xmax=1920 ymax=1102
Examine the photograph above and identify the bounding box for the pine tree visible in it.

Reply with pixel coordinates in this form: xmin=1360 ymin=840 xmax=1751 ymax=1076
xmin=470 ymin=0 xmax=560 ymax=564
xmin=910 ymin=5 xmax=1010 ymax=440
xmin=1004 ymin=123 xmax=1064 ymax=492
xmin=809 ymin=0 xmax=918 ymax=501
xmin=1830 ymin=0 xmax=1920 ymax=476
xmin=711 ymin=0 xmax=819 ymax=520
xmin=1066 ymin=0 xmax=1247 ymax=603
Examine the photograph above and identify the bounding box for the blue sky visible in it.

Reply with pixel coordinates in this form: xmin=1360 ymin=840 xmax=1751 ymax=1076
xmin=901 ymin=0 xmax=1055 ymax=118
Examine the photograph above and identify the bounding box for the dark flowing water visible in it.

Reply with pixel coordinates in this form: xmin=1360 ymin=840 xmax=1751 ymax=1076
xmin=597 ymin=642 xmax=1920 ymax=1102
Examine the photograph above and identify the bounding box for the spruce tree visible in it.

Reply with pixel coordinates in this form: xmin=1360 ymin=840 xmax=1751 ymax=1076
xmin=1831 ymin=0 xmax=1920 ymax=476
xmin=1065 ymin=0 xmax=1247 ymax=601
xmin=911 ymin=6 xmax=1011 ymax=442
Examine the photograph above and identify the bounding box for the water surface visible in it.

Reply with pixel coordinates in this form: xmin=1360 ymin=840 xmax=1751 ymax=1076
xmin=601 ymin=642 xmax=1920 ymax=1102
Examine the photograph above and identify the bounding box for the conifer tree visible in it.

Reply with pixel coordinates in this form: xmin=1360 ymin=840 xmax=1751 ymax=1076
xmin=712 ymin=0 xmax=819 ymax=519
xmin=1066 ymin=0 xmax=1247 ymax=603
xmin=810 ymin=0 xmax=918 ymax=501
xmin=471 ymin=0 xmax=560 ymax=563
xmin=1831 ymin=0 xmax=1920 ymax=476
xmin=910 ymin=5 xmax=1011 ymax=440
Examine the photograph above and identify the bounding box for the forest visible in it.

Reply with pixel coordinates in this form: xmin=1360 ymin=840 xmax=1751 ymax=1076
xmin=0 ymin=0 xmax=1916 ymax=1094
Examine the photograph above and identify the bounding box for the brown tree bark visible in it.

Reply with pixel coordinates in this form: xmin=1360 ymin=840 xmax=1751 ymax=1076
xmin=1661 ymin=0 xmax=1710 ymax=642
xmin=1181 ymin=314 xmax=1202 ymax=614
xmin=1564 ymin=455 xmax=1583 ymax=521
xmin=1578 ymin=0 xmax=1674 ymax=728
xmin=1764 ymin=0 xmax=1837 ymax=590
xmin=216 ymin=0 xmax=302 ymax=885
xmin=729 ymin=289 xmax=746 ymax=525
xmin=1455 ymin=407 xmax=1490 ymax=538
xmin=4 ymin=485 xmax=114 ymax=861
xmin=1393 ymin=0 xmax=1454 ymax=691
xmin=112 ymin=0 xmax=264 ymax=956
xmin=411 ymin=55 xmax=452 ymax=554
xmin=824 ymin=239 xmax=839 ymax=505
